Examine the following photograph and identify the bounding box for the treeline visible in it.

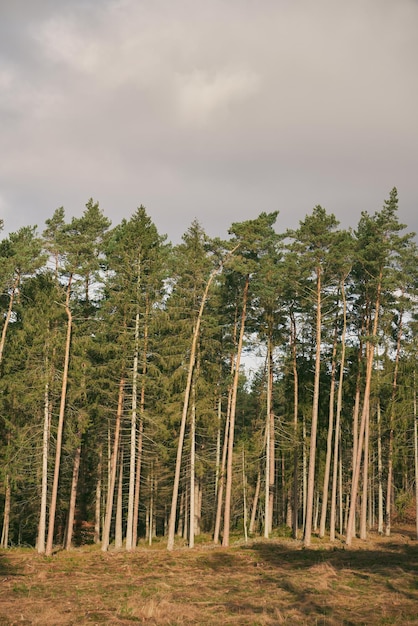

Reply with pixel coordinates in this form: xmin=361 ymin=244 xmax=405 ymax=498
xmin=1 ymin=188 xmax=418 ymax=553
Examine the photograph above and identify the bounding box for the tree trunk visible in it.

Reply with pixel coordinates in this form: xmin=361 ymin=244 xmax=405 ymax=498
xmin=115 ymin=450 xmax=124 ymax=549
xmin=360 ymin=403 xmax=370 ymax=540
xmin=37 ymin=374 xmax=51 ymax=553
xmin=214 ymin=347 xmax=236 ymax=544
xmin=290 ymin=311 xmax=299 ymax=539
xmin=46 ymin=276 xmax=73 ymax=556
xmin=102 ymin=375 xmax=125 ymax=551
xmin=189 ymin=387 xmax=196 ymax=549
xmin=249 ymin=470 xmax=261 ymax=535
xmin=330 ymin=280 xmax=347 ymax=541
xmin=346 ymin=277 xmax=382 ymax=546
xmin=167 ymin=252 xmax=237 ymax=551
xmin=303 ymin=267 xmax=322 ymax=547
xmin=386 ymin=308 xmax=403 ymax=536
xmin=264 ymin=340 xmax=275 ymax=537
xmin=65 ymin=439 xmax=82 ymax=550
xmin=377 ymin=399 xmax=384 ymax=534
xmin=242 ymin=448 xmax=248 ymax=543
xmin=413 ymin=372 xmax=418 ymax=541
xmin=132 ymin=299 xmax=149 ymax=549
xmin=126 ymin=307 xmax=140 ymax=551
xmin=319 ymin=323 xmax=338 ymax=537
xmin=0 ymin=475 xmax=10 ymax=549
xmin=264 ymin=348 xmax=271 ymax=539
xmin=94 ymin=448 xmax=102 ymax=544
xmin=223 ymin=274 xmax=250 ymax=547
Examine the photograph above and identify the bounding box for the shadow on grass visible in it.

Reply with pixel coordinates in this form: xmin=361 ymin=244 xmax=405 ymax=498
xmin=0 ymin=552 xmax=19 ymax=577
xmin=245 ymin=540 xmax=418 ymax=576
xmin=236 ymin=540 xmax=418 ymax=624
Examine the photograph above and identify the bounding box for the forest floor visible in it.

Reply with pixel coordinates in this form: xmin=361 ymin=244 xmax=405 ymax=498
xmin=0 ymin=526 xmax=418 ymax=625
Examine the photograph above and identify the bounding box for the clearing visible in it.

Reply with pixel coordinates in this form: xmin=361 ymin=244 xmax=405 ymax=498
xmin=1 ymin=527 xmax=417 ymax=625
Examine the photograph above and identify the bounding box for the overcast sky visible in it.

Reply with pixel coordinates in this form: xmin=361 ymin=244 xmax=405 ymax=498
xmin=1 ymin=0 xmax=417 ymax=243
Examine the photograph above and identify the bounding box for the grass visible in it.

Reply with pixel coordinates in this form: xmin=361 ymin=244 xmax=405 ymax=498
xmin=0 ymin=527 xmax=417 ymax=625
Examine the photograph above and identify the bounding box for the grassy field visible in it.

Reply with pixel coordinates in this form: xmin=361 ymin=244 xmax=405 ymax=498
xmin=1 ymin=527 xmax=417 ymax=625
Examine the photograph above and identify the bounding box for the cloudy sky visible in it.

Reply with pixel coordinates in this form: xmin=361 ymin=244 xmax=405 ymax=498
xmin=1 ymin=0 xmax=417 ymax=243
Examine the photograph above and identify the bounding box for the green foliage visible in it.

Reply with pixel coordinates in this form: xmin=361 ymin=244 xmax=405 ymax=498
xmin=1 ymin=192 xmax=418 ymax=549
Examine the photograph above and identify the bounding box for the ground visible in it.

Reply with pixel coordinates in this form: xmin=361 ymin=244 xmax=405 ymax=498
xmin=1 ymin=527 xmax=417 ymax=625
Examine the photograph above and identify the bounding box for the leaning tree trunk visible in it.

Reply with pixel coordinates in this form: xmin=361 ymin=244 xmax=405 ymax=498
xmin=167 ymin=249 xmax=239 ymax=551
xmin=249 ymin=469 xmax=261 ymax=535
xmin=214 ymin=323 xmax=237 ymax=545
xmin=346 ymin=277 xmax=382 ymax=546
xmin=46 ymin=276 xmax=73 ymax=557
xmin=223 ymin=275 xmax=250 ymax=548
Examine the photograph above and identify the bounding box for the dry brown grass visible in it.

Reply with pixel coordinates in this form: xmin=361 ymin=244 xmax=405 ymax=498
xmin=1 ymin=527 xmax=418 ymax=625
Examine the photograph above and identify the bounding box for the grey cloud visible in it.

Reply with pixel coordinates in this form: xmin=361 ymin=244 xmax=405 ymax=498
xmin=1 ymin=0 xmax=417 ymax=241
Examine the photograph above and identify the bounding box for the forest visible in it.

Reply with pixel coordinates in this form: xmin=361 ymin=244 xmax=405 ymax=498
xmin=1 ymin=187 xmax=418 ymax=555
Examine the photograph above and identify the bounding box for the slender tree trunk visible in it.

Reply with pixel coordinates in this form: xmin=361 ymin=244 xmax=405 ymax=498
xmin=214 ymin=346 xmax=236 ymax=544
xmin=65 ymin=439 xmax=82 ymax=550
xmin=413 ymin=372 xmax=418 ymax=541
xmin=148 ymin=465 xmax=154 ymax=546
xmin=346 ymin=279 xmax=381 ymax=546
xmin=267 ymin=341 xmax=275 ymax=535
xmin=302 ymin=417 xmax=307 ymax=531
xmin=386 ymin=309 xmax=403 ymax=536
xmin=339 ymin=445 xmax=344 ymax=536
xmin=215 ymin=396 xmax=222 ymax=500
xmin=264 ymin=349 xmax=271 ymax=538
xmin=330 ymin=281 xmax=347 ymax=541
xmin=189 ymin=387 xmax=196 ymax=549
xmin=377 ymin=399 xmax=384 ymax=534
xmin=290 ymin=311 xmax=299 ymax=539
xmin=102 ymin=376 xmax=125 ymax=551
xmin=319 ymin=323 xmax=338 ymax=538
xmin=126 ymin=306 xmax=140 ymax=551
xmin=0 ymin=475 xmax=10 ymax=549
xmin=115 ymin=450 xmax=124 ymax=549
xmin=132 ymin=301 xmax=149 ymax=549
xmin=242 ymin=448 xmax=248 ymax=543
xmin=360 ymin=403 xmax=370 ymax=540
xmin=223 ymin=275 xmax=250 ymax=547
xmin=304 ymin=267 xmax=322 ymax=547
xmin=37 ymin=374 xmax=51 ymax=553
xmin=249 ymin=470 xmax=261 ymax=534
xmin=167 ymin=251 xmax=238 ymax=551
xmin=94 ymin=448 xmax=102 ymax=544
xmin=46 ymin=276 xmax=73 ymax=557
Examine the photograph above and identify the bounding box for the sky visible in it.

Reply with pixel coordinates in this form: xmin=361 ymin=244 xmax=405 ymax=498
xmin=1 ymin=0 xmax=417 ymax=243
